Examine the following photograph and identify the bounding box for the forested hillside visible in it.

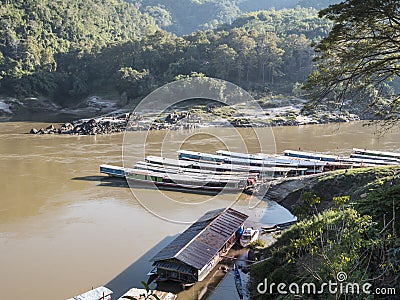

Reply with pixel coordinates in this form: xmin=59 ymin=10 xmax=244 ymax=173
xmin=0 ymin=0 xmax=157 ymax=102
xmin=0 ymin=1 xmax=332 ymax=107
xmin=133 ymin=0 xmax=340 ymax=35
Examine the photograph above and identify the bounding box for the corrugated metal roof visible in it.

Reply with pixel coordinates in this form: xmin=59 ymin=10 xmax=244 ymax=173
xmin=153 ymin=260 xmax=197 ymax=275
xmin=152 ymin=208 xmax=248 ymax=270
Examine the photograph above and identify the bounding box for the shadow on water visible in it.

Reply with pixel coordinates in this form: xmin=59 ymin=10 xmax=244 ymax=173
xmin=72 ymin=175 xmax=129 ymax=187
xmin=104 ymin=235 xmax=248 ymax=300
xmin=71 ymin=175 xmax=224 ymax=195
xmin=105 ymin=236 xmax=177 ymax=299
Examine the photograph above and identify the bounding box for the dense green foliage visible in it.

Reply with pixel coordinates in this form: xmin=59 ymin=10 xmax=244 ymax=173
xmin=304 ymin=0 xmax=400 ymax=125
xmin=0 ymin=0 xmax=157 ymax=102
xmin=0 ymin=3 xmax=332 ymax=106
xmin=133 ymin=0 xmax=341 ymax=36
xmin=251 ymin=167 xmax=400 ymax=299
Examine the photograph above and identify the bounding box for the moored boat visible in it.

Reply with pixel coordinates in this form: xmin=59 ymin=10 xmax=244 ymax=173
xmin=283 ymin=149 xmax=338 ymax=162
xmin=67 ymin=286 xmax=113 ymax=300
xmin=124 ymin=169 xmax=250 ymax=194
xmin=234 ymin=264 xmax=244 ymax=300
xmin=117 ymin=287 xmax=177 ymax=300
xmin=178 ymin=150 xmax=328 ymax=173
xmin=145 ymin=156 xmax=305 ymax=178
xmin=100 ymin=164 xmax=126 ymax=178
xmin=239 ymin=227 xmax=260 ymax=247
xmin=350 ymin=153 xmax=400 ymax=163
xmin=283 ymin=149 xmax=397 ymax=167
xmin=135 ymin=160 xmax=252 ymax=180
xmin=100 ymin=164 xmax=255 ymax=194
xmin=353 ymin=148 xmax=400 ymax=160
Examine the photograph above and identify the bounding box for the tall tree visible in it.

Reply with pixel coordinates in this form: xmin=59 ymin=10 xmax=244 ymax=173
xmin=304 ymin=0 xmax=400 ymax=124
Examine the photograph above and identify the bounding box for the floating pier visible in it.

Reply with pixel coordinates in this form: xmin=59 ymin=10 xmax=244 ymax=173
xmin=150 ymin=208 xmax=248 ymax=286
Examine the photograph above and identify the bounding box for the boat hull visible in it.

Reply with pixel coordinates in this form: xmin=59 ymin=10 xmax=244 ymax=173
xmin=234 ymin=264 xmax=244 ymax=300
xmin=239 ymin=229 xmax=260 ymax=247
xmin=126 ymin=177 xmax=244 ymax=194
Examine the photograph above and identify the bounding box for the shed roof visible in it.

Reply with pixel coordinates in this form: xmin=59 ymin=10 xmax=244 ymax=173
xmin=152 ymin=208 xmax=248 ymax=270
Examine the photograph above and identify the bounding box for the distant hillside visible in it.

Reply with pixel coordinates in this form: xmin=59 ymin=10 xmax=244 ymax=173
xmin=133 ymin=0 xmax=341 ymax=35
xmin=0 ymin=4 xmax=332 ymax=107
xmin=0 ymin=0 xmax=157 ymax=101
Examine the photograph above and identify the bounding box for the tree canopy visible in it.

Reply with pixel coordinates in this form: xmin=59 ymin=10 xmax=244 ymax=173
xmin=304 ymin=0 xmax=400 ymax=124
xmin=0 ymin=3 xmax=332 ymax=105
xmin=133 ymin=0 xmax=341 ymax=36
xmin=0 ymin=0 xmax=157 ymax=100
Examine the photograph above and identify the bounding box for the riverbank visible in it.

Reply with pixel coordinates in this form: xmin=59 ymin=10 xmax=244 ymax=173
xmin=1 ymin=121 xmax=399 ymax=300
xmin=250 ymin=166 xmax=400 ymax=299
xmin=25 ymin=97 xmax=361 ymax=135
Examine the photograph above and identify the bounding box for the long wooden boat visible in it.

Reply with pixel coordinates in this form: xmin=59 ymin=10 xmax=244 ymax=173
xmin=145 ymin=156 xmax=307 ymax=177
xmin=217 ymin=150 xmax=396 ymax=172
xmin=350 ymin=153 xmax=400 ymax=163
xmin=178 ymin=150 xmax=327 ymax=171
xmin=284 ymin=149 xmax=397 ymax=166
xmin=234 ymin=264 xmax=244 ymax=300
xmin=283 ymin=149 xmax=338 ymax=162
xmin=100 ymin=165 xmax=251 ymax=193
xmin=338 ymin=156 xmax=397 ymax=166
xmin=217 ymin=149 xmax=275 ymax=161
xmin=100 ymin=164 xmax=126 ymax=178
xmin=101 ymin=163 xmax=247 ymax=181
xmin=135 ymin=161 xmax=251 ymax=179
xmin=67 ymin=286 xmax=113 ymax=300
xmin=353 ymin=148 xmax=400 ymax=160
xmin=218 ymin=149 xmax=377 ymax=173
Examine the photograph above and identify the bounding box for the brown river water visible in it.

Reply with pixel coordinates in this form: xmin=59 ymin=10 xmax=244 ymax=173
xmin=1 ymin=121 xmax=399 ymax=300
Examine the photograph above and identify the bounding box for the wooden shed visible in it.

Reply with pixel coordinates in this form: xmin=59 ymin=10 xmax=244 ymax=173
xmin=151 ymin=208 xmax=248 ymax=285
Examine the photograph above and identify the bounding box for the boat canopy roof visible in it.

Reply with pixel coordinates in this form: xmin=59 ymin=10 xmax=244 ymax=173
xmin=216 ymin=150 xmax=267 ymax=160
xmin=338 ymin=156 xmax=397 ymax=165
xmin=146 ymin=156 xmax=194 ymax=167
xmin=100 ymin=164 xmax=125 ymax=170
xmin=283 ymin=149 xmax=338 ymax=160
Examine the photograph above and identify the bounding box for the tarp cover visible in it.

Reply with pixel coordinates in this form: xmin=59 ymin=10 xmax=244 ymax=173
xmin=117 ymin=288 xmax=176 ymax=300
xmin=68 ymin=286 xmax=112 ymax=300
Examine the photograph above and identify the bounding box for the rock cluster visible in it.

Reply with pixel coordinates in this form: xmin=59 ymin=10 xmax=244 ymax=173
xmin=28 ymin=112 xmax=197 ymax=135
xmin=29 ymin=114 xmax=133 ymax=135
xmin=165 ymin=111 xmax=190 ymax=124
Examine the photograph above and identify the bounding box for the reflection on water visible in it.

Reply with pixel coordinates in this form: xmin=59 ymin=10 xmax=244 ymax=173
xmin=0 ymin=121 xmax=399 ymax=299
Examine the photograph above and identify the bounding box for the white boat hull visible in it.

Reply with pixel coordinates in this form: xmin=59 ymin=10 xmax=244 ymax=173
xmin=239 ymin=228 xmax=260 ymax=247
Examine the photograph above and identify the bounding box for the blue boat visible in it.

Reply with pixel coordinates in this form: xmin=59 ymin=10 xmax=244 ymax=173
xmin=100 ymin=164 xmax=126 ymax=177
xmin=234 ymin=264 xmax=244 ymax=300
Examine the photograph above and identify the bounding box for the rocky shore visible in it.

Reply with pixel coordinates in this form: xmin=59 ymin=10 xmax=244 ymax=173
xmin=28 ymin=100 xmax=361 ymax=135
xmin=28 ymin=111 xmax=197 ymax=135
